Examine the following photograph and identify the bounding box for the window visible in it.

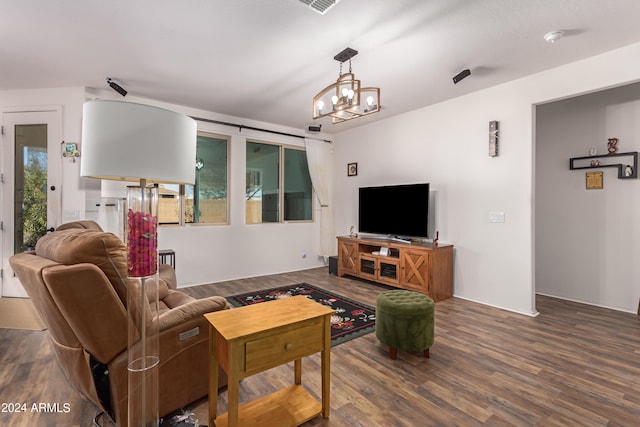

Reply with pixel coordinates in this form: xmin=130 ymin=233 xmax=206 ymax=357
xmin=246 ymin=141 xmax=313 ymax=224
xmin=186 ymin=134 xmax=228 ymax=224
xmin=158 ymin=133 xmax=229 ymax=225
xmin=284 ymin=148 xmax=313 ymax=221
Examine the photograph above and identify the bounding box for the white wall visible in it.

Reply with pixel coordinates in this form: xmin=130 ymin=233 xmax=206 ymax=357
xmin=333 ymin=41 xmax=640 ymax=316
xmin=536 ymin=83 xmax=640 ymax=313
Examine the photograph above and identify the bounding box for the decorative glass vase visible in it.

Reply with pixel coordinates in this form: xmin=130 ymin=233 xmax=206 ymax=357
xmin=126 ymin=184 xmax=160 ymax=427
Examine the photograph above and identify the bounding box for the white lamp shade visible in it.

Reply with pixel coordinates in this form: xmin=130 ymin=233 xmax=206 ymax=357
xmin=80 ymin=100 xmax=197 ymax=184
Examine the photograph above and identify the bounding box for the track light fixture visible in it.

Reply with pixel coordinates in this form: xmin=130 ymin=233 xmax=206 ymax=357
xmin=312 ymin=47 xmax=381 ymax=124
xmin=107 ymin=78 xmax=127 ymax=97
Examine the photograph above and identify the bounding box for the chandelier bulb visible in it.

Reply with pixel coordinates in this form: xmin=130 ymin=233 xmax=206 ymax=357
xmin=331 ymin=95 xmax=338 ymax=105
xmin=317 ymin=100 xmax=324 ymax=113
xmin=341 ymin=88 xmax=348 ymax=97
xmin=347 ymin=89 xmax=355 ymax=105
xmin=367 ymin=96 xmax=374 ymax=106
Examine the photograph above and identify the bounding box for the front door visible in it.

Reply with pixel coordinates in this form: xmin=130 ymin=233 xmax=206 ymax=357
xmin=1 ymin=109 xmax=61 ymax=297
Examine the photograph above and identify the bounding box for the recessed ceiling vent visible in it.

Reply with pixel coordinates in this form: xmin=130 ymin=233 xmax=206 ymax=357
xmin=298 ymin=0 xmax=341 ymax=15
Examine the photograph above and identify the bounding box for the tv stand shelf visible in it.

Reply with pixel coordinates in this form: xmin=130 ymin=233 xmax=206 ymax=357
xmin=337 ymin=236 xmax=453 ymax=301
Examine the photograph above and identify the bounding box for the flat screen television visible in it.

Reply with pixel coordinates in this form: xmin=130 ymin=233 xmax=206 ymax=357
xmin=358 ymin=183 xmax=430 ymax=239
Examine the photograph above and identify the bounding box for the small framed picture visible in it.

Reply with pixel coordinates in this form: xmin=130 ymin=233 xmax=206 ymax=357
xmin=347 ymin=162 xmax=358 ymax=177
xmin=586 ymin=171 xmax=603 ymax=190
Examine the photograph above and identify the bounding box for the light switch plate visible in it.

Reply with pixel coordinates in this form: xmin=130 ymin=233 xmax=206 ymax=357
xmin=489 ymin=211 xmax=505 ymax=223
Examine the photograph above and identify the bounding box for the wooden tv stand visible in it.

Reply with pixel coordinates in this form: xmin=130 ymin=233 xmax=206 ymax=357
xmin=337 ymin=236 xmax=453 ymax=301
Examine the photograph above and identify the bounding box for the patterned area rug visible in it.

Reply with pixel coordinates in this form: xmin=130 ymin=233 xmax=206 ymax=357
xmin=226 ymin=283 xmax=376 ymax=347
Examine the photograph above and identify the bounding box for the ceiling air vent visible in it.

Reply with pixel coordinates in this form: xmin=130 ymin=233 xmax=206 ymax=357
xmin=298 ymin=0 xmax=341 ymax=15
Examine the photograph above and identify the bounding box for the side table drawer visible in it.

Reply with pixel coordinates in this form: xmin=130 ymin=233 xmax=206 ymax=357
xmin=245 ymin=321 xmax=324 ymax=373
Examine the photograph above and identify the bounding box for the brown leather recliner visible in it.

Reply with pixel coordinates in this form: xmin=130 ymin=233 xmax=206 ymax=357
xmin=9 ymin=222 xmax=230 ymax=426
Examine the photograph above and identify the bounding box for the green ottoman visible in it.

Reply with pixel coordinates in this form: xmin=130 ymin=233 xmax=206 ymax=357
xmin=375 ymin=290 xmax=434 ymax=360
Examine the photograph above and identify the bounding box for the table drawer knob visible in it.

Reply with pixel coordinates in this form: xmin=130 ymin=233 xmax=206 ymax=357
xmin=285 ymin=343 xmax=293 ymax=350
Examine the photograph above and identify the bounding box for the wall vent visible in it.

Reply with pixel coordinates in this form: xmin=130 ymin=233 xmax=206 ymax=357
xmin=298 ymin=0 xmax=341 ymax=15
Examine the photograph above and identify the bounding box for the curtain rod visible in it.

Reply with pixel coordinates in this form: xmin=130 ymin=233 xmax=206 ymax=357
xmin=189 ymin=115 xmax=332 ymax=143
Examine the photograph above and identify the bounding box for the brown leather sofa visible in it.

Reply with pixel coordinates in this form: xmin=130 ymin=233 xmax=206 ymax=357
xmin=9 ymin=222 xmax=230 ymax=426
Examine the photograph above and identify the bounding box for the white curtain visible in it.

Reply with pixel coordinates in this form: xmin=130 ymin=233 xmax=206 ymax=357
xmin=304 ymin=137 xmax=336 ymax=258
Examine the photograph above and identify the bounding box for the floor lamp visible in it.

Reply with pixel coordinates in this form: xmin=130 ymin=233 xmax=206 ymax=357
xmin=81 ymin=100 xmax=197 ymax=426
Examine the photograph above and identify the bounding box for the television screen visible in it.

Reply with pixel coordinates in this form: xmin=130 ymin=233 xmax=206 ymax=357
xmin=358 ymin=183 xmax=429 ymax=239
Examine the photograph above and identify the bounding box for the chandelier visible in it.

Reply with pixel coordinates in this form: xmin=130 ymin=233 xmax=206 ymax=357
xmin=312 ymin=47 xmax=381 ymax=124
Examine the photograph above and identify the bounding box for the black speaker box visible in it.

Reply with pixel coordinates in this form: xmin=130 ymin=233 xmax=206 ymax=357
xmin=328 ymin=256 xmax=338 ymax=275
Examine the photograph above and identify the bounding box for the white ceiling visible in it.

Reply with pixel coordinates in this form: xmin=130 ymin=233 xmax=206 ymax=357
xmin=2 ymin=0 xmax=640 ymax=133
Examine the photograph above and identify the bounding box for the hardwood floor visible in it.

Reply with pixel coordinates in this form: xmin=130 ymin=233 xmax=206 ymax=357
xmin=1 ymin=266 xmax=639 ymax=426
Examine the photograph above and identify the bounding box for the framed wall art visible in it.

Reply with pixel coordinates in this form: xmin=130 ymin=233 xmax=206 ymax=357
xmin=586 ymin=171 xmax=603 ymax=190
xmin=347 ymin=162 xmax=358 ymax=177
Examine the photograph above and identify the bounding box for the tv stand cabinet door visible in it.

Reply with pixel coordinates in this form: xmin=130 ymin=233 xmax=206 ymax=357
xmin=337 ymin=238 xmax=358 ymax=276
xmin=400 ymin=249 xmax=429 ymax=293
xmin=358 ymin=255 xmax=400 ymax=286
xmin=377 ymin=257 xmax=400 ymax=286
xmin=358 ymin=254 xmax=378 ymax=281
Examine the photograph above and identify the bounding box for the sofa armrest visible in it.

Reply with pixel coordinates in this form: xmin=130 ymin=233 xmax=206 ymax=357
xmin=158 ymin=296 xmax=231 ymax=331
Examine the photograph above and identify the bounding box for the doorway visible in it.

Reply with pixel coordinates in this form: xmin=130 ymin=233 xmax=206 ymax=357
xmin=1 ymin=109 xmax=61 ymax=297
xmin=534 ymin=83 xmax=640 ymax=314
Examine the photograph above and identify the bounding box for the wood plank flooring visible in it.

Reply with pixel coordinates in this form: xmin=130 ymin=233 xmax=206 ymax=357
xmin=1 ymin=266 xmax=639 ymax=426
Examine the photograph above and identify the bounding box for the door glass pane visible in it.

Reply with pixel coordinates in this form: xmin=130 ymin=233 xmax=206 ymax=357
xmin=15 ymin=124 xmax=48 ymax=252
xmin=284 ymin=148 xmax=312 ymax=221
xmin=246 ymin=142 xmax=280 ymax=223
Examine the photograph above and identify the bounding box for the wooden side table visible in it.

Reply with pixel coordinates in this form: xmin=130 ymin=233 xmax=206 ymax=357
xmin=205 ymin=295 xmax=334 ymax=427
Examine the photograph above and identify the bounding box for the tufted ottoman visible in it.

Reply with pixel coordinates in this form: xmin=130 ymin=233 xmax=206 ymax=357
xmin=375 ymin=290 xmax=435 ymax=360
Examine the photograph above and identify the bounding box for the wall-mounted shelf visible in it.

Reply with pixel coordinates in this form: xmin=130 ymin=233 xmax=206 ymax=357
xmin=569 ymin=151 xmax=638 ymax=179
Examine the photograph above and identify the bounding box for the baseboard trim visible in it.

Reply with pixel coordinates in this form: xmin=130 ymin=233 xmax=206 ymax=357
xmin=452 ymin=294 xmax=540 ymax=318
xmin=535 ymin=292 xmax=637 ymax=315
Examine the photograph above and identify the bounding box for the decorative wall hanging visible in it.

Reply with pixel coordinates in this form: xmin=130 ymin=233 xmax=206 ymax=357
xmin=347 ymin=162 xmax=358 ymax=176
xmin=62 ymin=141 xmax=80 ymax=162
xmin=586 ymin=171 xmax=603 ymax=190
xmin=489 ymin=121 xmax=499 ymax=157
